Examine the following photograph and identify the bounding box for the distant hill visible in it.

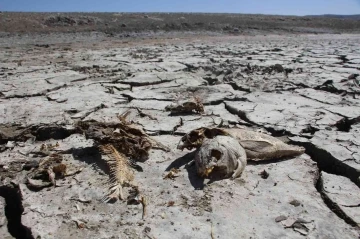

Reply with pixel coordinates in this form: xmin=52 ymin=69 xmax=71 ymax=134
xmin=1 ymin=12 xmax=360 ymax=35
xmin=307 ymin=14 xmax=360 ymax=20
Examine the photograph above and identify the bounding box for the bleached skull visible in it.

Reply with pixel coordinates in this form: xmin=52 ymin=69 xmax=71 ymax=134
xmin=195 ymin=136 xmax=247 ymax=179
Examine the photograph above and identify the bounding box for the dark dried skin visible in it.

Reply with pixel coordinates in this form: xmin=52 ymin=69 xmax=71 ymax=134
xmin=177 ymin=127 xmax=230 ymax=150
xmin=0 ymin=123 xmax=75 ymax=144
xmin=76 ymin=119 xmax=168 ymax=162
xmin=178 ymin=127 xmax=305 ymax=161
xmin=0 ymin=124 xmax=32 ymax=144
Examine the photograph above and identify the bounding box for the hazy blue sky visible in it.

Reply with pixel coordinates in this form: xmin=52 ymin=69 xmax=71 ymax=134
xmin=1 ymin=0 xmax=360 ymax=16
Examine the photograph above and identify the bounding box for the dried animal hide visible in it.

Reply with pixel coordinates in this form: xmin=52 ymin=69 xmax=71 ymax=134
xmin=76 ymin=111 xmax=169 ymax=162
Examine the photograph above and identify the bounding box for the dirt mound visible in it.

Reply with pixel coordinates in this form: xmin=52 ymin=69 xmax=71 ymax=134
xmin=44 ymin=15 xmax=102 ymax=27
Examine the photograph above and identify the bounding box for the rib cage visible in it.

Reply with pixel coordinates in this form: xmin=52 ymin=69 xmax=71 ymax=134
xmin=98 ymin=144 xmax=135 ymax=202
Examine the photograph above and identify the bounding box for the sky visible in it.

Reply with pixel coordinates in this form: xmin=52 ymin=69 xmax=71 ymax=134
xmin=1 ymin=0 xmax=360 ymax=16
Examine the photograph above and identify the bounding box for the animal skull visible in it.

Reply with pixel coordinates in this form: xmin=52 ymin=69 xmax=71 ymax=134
xmin=178 ymin=127 xmax=305 ymax=161
xmin=195 ymin=136 xmax=247 ymax=179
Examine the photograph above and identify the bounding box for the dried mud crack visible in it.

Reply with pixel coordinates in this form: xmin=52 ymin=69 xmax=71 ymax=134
xmin=291 ymin=139 xmax=360 ymax=186
xmin=0 ymin=33 xmax=360 ymax=238
xmin=315 ymin=173 xmax=360 ymax=228
xmin=288 ymin=138 xmax=360 ymax=228
xmin=0 ymin=184 xmax=34 ymax=239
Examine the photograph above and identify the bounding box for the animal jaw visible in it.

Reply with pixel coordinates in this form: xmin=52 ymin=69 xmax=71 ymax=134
xmin=202 ymin=166 xmax=215 ymax=177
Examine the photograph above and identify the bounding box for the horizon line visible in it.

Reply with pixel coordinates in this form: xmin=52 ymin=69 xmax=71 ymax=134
xmin=2 ymin=11 xmax=360 ymax=17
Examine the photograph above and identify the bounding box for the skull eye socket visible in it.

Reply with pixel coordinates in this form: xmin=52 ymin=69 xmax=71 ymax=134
xmin=204 ymin=128 xmax=226 ymax=139
xmin=204 ymin=129 xmax=214 ymax=138
xmin=211 ymin=149 xmax=222 ymax=160
xmin=188 ymin=131 xmax=199 ymax=143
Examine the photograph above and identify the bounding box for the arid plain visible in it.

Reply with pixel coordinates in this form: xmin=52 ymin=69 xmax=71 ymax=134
xmin=0 ymin=12 xmax=360 ymax=238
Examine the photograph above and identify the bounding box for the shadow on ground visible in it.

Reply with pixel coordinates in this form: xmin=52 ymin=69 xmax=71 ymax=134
xmin=166 ymin=151 xmax=205 ymax=190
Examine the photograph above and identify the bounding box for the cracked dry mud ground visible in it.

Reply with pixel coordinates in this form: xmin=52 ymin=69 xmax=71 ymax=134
xmin=0 ymin=34 xmax=360 ymax=239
